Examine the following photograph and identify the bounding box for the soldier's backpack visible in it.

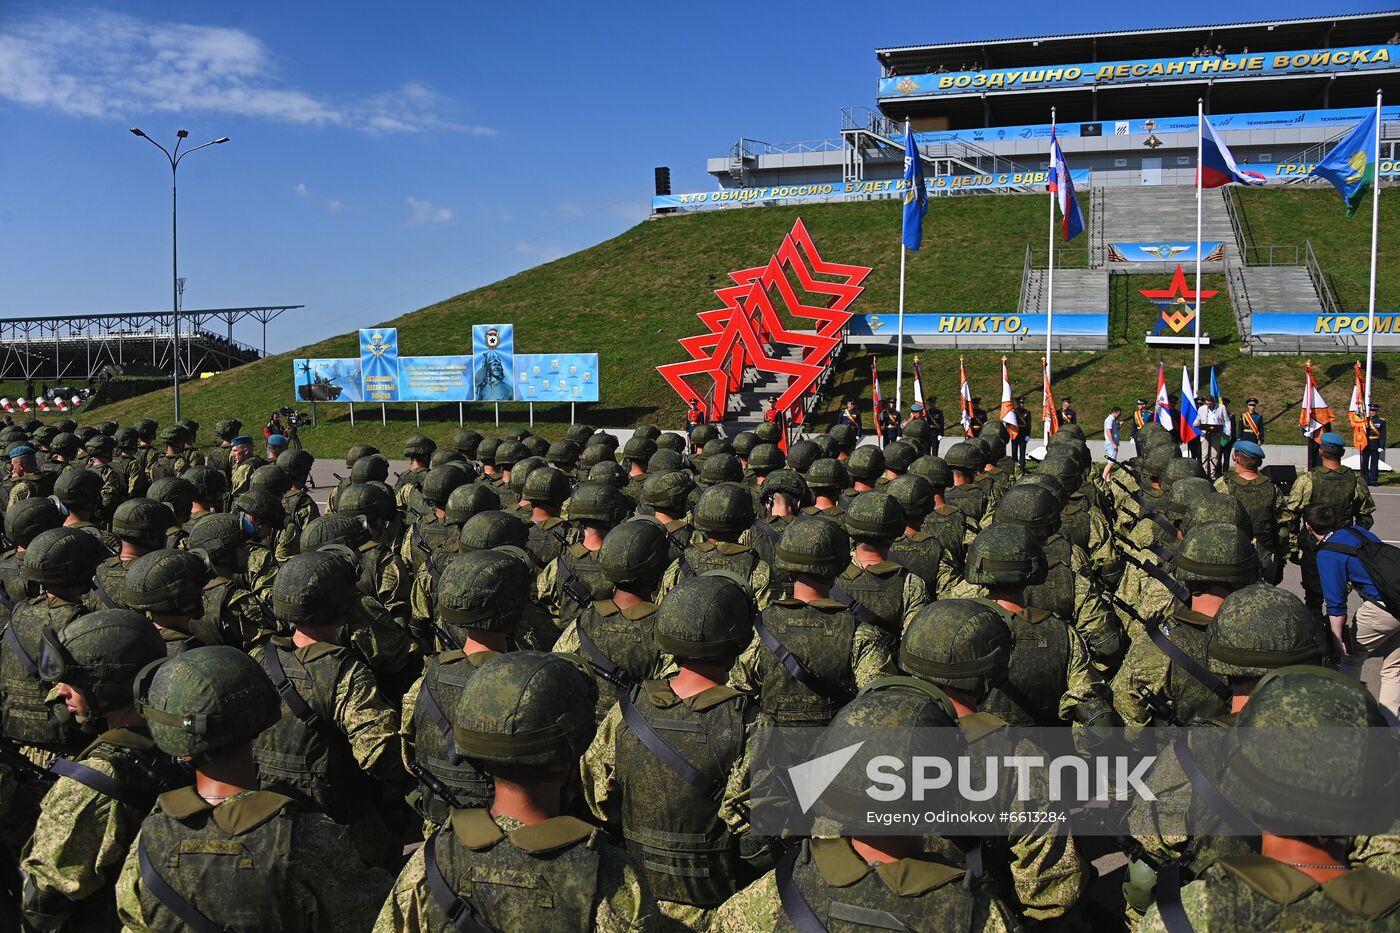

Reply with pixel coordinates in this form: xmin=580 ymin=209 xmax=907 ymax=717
xmin=1318 ymin=527 xmax=1400 ymax=615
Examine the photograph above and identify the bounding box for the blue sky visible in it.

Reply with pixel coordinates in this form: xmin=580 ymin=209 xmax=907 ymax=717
xmin=0 ymin=1 xmax=1373 ymax=352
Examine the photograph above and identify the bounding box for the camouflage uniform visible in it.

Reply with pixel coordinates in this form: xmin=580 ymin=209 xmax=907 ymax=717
xmin=275 ymin=488 xmax=320 ymax=562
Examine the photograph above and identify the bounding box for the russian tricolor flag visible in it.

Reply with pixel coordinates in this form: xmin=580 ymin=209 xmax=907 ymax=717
xmin=1049 ymin=132 xmax=1085 ymax=240
xmin=1198 ymin=115 xmax=1267 ymax=189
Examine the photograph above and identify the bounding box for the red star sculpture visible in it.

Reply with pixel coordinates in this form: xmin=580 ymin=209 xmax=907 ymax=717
xmin=1138 ymin=263 xmax=1217 ymax=335
xmin=657 ymin=219 xmax=870 ymax=422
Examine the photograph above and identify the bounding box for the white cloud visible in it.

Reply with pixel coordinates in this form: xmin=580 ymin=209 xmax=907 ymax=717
xmin=0 ymin=10 xmax=496 ymax=136
xmin=294 ymin=183 xmax=311 ymax=200
xmin=327 ymin=199 xmax=343 ymax=214
xmin=406 ymin=197 xmax=452 ymax=225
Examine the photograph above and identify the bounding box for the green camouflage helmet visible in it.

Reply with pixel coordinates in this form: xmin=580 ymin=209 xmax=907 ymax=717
xmin=1207 ymin=585 xmax=1325 ymax=680
xmin=177 ymin=420 xmax=198 ymax=440
xmin=1174 ymin=521 xmax=1259 ymax=587
xmin=654 ymin=432 xmax=686 ymax=454
xmin=522 ymin=436 xmax=550 ymax=460
xmin=423 ymin=465 xmax=471 ymax=508
xmin=634 ymin=425 xmax=662 ymax=442
xmin=114 ymin=427 xmax=139 ymax=450
xmin=438 ymin=548 xmax=529 ymax=636
xmin=567 ymin=481 xmax=629 ymax=527
xmin=445 ymin=484 xmax=503 ymax=525
xmin=39 ymin=609 xmax=164 ymax=714
xmin=271 ymin=551 xmax=356 ymax=624
xmin=598 ymin=520 xmax=670 ymax=588
xmin=182 ymin=465 xmax=227 ymax=507
xmin=476 ymin=437 xmax=502 ymax=466
xmin=453 ymin=651 xmax=597 ymax=770
xmin=827 ymin=424 xmax=856 ymax=453
xmin=24 ymin=527 xmax=104 ymax=586
xmin=1165 ymin=477 xmax=1214 ymax=520
xmin=1019 ymin=473 xmax=1066 ymax=504
xmin=993 ymin=483 xmax=1061 ymax=537
xmin=111 ymin=498 xmax=174 ymax=548
xmin=908 ymin=455 xmax=952 ymax=490
xmin=760 ymin=469 xmax=812 ymax=510
xmin=899 ymin=599 xmax=1013 ymax=697
xmin=784 ymin=440 xmax=820 ymax=475
xmin=978 ymin=419 xmax=1010 ymax=444
xmin=97 ymin=421 xmax=119 ymax=437
xmin=50 ymin=433 xmax=81 ymax=458
xmin=403 ymin=434 xmax=437 ymax=459
xmin=54 ymin=468 xmax=103 ymax=511
xmin=522 ymin=466 xmax=570 ymax=508
xmin=974 ymin=434 xmax=1007 ymax=463
xmin=136 ymin=646 xmax=281 ymax=759
xmin=589 ymin=433 xmax=620 ymax=456
xmin=459 ymin=510 xmax=529 ymax=552
xmin=249 ymin=464 xmax=291 ymax=498
xmin=1181 ymin=493 xmax=1250 ymax=535
xmin=276 ymin=449 xmax=314 ymax=484
xmin=693 ymin=482 xmax=755 ymax=536
xmin=1036 ymin=452 xmax=1083 ymax=491
xmin=775 ymin=516 xmax=850 ymax=581
xmin=942 ymin=441 xmax=984 ymax=473
xmin=642 ymin=470 xmax=695 ymax=514
xmin=504 ymin=427 xmax=533 ymax=443
xmin=1221 ymin=666 xmax=1394 ymax=835
xmin=157 ymin=426 xmax=189 ymax=449
xmin=901 ymin=418 xmax=932 ymax=451
xmin=216 ymin=418 xmax=244 ymax=441
xmin=844 ymin=491 xmax=905 ymax=542
xmin=335 ymin=482 xmax=396 ymax=522
xmin=845 ymin=445 xmax=885 ymax=483
xmin=7 ymin=497 xmax=63 ymax=548
xmin=747 ymin=443 xmax=785 ymax=475
xmin=342 ymin=444 xmax=378 ymax=469
xmin=1161 ymin=457 xmax=1207 ymax=489
xmin=430 ymin=449 xmax=468 ymax=470
xmin=1143 ymin=444 xmax=1180 ymax=483
xmin=300 ymin=513 xmax=370 ymax=552
xmin=547 ymin=439 xmax=582 ymax=467
xmin=123 ymin=549 xmax=207 ymax=615
xmin=350 ymin=454 xmax=390 ymax=484
xmin=654 ymin=575 xmax=754 ymax=661
xmin=886 ymin=474 xmax=935 ymax=523
xmin=804 ymin=457 xmax=849 ymax=493
xmin=1045 ymin=439 xmax=1092 ymax=476
xmin=495 ymin=441 xmax=529 ymax=470
xmin=700 ymin=439 xmax=735 ymax=461
xmin=882 ymin=440 xmax=918 ymax=475
xmin=587 ymin=460 xmax=628 ymax=489
xmin=699 ymin=453 xmax=743 ymax=486
xmin=728 ymin=432 xmax=759 ymax=459
xmin=565 ymin=423 xmax=595 ymax=445
xmin=84 ymin=435 xmax=115 ymax=459
xmin=965 ymin=524 xmax=1048 ymax=587
xmin=621 ymin=436 xmax=657 ymax=466
xmin=646 ymin=449 xmax=685 ymax=474
xmin=809 ymin=433 xmax=839 ymax=460
xmin=452 ymin=428 xmax=484 ymax=457
xmin=1054 ymin=422 xmax=1086 ymax=442
xmin=186 ymin=513 xmax=246 ymax=565
xmin=753 ymin=421 xmax=783 ymax=445
xmin=31 ymin=425 xmax=57 ymax=447
xmin=148 ymin=476 xmax=196 ymax=524
xmin=234 ymin=489 xmax=285 ymax=529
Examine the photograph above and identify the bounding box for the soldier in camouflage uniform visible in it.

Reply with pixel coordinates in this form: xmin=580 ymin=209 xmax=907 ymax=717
xmin=144 ymin=476 xmax=193 ymax=551
xmin=87 ymin=499 xmax=169 ymax=613
xmin=942 ymin=441 xmax=988 ymax=531
xmin=896 ymin=602 xmax=1089 ymax=922
xmin=273 ymin=449 xmax=319 ymax=562
xmin=46 ymin=432 xmax=82 ymax=474
xmin=122 ymin=550 xmax=211 ymax=656
xmin=886 ymin=473 xmax=963 ymax=599
xmin=555 ymin=520 xmax=668 ymax=723
xmin=227 ymin=434 xmax=263 ymax=501
xmin=617 ymin=436 xmax=656 ymax=508
xmin=326 ymin=442 xmax=378 ymax=513
xmin=838 ymin=444 xmax=886 ymax=510
xmin=1038 ymin=446 xmax=1122 ymax=590
xmin=302 ymin=513 xmax=412 ymax=628
xmin=910 ymin=455 xmax=970 ymax=566
xmin=1140 ymin=668 xmax=1400 ymax=932
xmin=1281 ymin=431 xmax=1377 ymax=618
xmin=376 ymin=651 xmax=658 ymax=932
xmin=110 ymin=428 xmax=143 ymax=499
xmin=232 ymin=488 xmax=283 ymax=609
xmin=402 ymin=549 xmax=530 ymax=830
xmin=186 ymin=513 xmax=278 ymax=650
xmin=19 ymin=610 xmax=175 ymax=932
xmin=743 ymin=467 xmax=809 ymax=580
xmin=5 ymin=446 xmax=56 ymax=511
xmin=203 ymin=417 xmax=242 ymax=483
xmin=395 ymin=434 xmax=437 ymax=522
xmin=1212 ymin=440 xmax=1285 ymax=585
xmin=492 ymin=440 xmax=530 ymax=511
xmin=400 ymin=465 xmax=471 ymax=573
xmin=1111 ymin=522 xmax=1260 ymax=726
xmin=799 ymin=457 xmax=847 ymax=522
xmin=730 ymin=517 xmax=895 ymax=726
xmin=337 ymin=479 xmax=417 ymax=592
xmin=534 ymin=482 xmax=628 ymax=634
xmin=659 ymin=482 xmax=776 ymax=610
xmin=712 ymin=679 xmax=1021 ymax=933
xmin=836 ymin=491 xmax=931 ymax=639
xmin=450 ymin=427 xmax=484 ymax=463
xmin=251 ymin=552 xmax=409 ymax=868
xmin=0 ymin=498 xmax=63 ymax=612
xmin=744 ymin=442 xmax=785 ymax=491
xmin=52 ymin=470 xmax=120 ymax=555
xmin=114 ymin=646 xmax=390 ymax=930
xmin=521 ymin=466 xmax=574 ymax=570
xmin=583 ymin=575 xmax=766 ymax=931
xmin=411 ymin=510 xmax=534 ymax=649
xmin=80 ymin=434 xmax=127 ymax=519
xmin=641 ymin=469 xmax=697 ymax=567
xmin=881 ymin=439 xmax=918 ymax=478
xmin=180 ymin=465 xmax=226 ymax=533
xmin=973 ymin=433 xmax=1015 ymax=512
xmin=145 ymin=426 xmax=195 ymax=484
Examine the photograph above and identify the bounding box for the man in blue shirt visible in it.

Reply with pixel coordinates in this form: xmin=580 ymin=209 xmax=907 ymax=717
xmin=1306 ymin=501 xmax=1400 ymax=716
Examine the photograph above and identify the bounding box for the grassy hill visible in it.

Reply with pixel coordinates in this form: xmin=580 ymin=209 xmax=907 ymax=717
xmin=78 ymin=187 xmax=1398 ymax=455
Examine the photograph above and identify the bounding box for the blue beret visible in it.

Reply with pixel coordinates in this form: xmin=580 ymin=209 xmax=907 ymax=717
xmin=230 ymin=435 xmax=253 ymax=447
xmin=1232 ymin=440 xmax=1264 ymax=460
xmin=267 ymin=434 xmax=289 ymax=447
xmin=1319 ymin=432 xmax=1347 ymax=447
xmin=8 ymin=445 xmax=34 ymax=458
xmin=910 ymin=403 xmax=924 ymax=412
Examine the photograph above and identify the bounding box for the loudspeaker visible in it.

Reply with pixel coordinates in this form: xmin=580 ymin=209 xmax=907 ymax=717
xmin=1263 ymin=464 xmax=1298 ymax=495
xmin=654 ymin=167 xmax=671 ymax=196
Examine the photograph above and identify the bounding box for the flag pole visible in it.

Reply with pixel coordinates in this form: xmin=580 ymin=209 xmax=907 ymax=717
xmin=895 ymin=118 xmax=910 ymax=417
xmin=1364 ymin=88 xmax=1382 ymax=410
xmin=1045 ymin=106 xmax=1057 ymax=448
xmin=1193 ymin=97 xmax=1204 ymax=393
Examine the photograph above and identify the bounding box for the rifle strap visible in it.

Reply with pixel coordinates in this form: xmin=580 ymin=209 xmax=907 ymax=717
xmin=1155 ymin=861 xmax=1196 ymax=933
xmin=1145 ymin=619 xmax=1232 ymax=707
xmin=619 ymin=689 xmax=718 ymax=799
xmin=259 ymin=647 xmax=319 ymax=725
xmin=50 ymin=756 xmax=153 ymax=810
xmin=576 ymin=623 xmax=630 ymax=690
xmin=423 ymin=829 xmax=500 ymax=933
xmin=138 ymin=835 xmax=225 ymax=933
xmin=1174 ymin=735 xmax=1260 ymax=841
xmin=5 ymin=622 xmax=37 ymax=678
xmin=775 ymin=844 xmax=828 ymax=933
xmin=753 ymin=615 xmax=849 ymax=703
xmin=92 ymin=574 xmax=118 ymax=610
xmin=828 ymin=583 xmax=882 ymax=630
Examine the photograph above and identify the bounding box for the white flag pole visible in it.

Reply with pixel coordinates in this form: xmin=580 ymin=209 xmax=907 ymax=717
xmin=1193 ymin=97 xmax=1204 ymax=393
xmin=895 ymin=118 xmax=910 ymax=416
xmin=1364 ymin=88 xmax=1382 ymax=410
xmin=1044 ymin=107 xmax=1057 ymax=449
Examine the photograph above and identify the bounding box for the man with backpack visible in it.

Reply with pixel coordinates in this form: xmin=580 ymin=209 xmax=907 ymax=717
xmin=1307 ymin=501 xmax=1400 ymax=716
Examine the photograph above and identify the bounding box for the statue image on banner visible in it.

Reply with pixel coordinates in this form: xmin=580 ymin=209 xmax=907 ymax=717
xmin=472 ymin=324 xmax=515 ymax=401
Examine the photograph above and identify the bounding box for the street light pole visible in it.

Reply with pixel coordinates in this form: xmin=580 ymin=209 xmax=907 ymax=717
xmin=129 ymin=129 xmax=229 ymax=421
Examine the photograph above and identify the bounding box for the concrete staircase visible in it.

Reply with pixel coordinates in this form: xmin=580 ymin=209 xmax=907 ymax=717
xmin=722 ymin=341 xmax=808 ymax=435
xmin=1019 ymin=268 xmax=1111 ymax=315
xmin=1099 ymin=186 xmax=1241 ymax=267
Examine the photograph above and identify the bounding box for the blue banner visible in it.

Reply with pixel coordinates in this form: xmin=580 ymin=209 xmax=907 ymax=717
xmin=398 ymin=355 xmax=475 ymax=402
xmin=1109 ymin=242 xmax=1224 ymax=263
xmin=881 ymin=45 xmax=1396 ymax=99
xmin=472 ymin=324 xmax=515 ymax=401
xmin=359 ymin=328 xmax=400 ymax=401
xmin=514 ymin=353 xmax=600 ymax=402
xmin=293 ymin=358 xmax=363 ymax=403
xmin=1252 ymin=313 xmax=1400 ymax=337
xmin=655 ymin=169 xmax=1090 ymax=211
xmin=1244 ymin=159 xmax=1400 ymax=183
xmin=911 ymin=105 xmax=1400 ymax=147
xmin=849 ymin=313 xmax=1108 ymax=337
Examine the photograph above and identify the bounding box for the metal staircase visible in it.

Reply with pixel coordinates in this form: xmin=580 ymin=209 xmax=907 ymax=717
xmin=839 ymin=107 xmax=1040 ymax=189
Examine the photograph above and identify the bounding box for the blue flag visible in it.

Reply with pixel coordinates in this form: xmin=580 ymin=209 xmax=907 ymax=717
xmin=1209 ymin=366 xmax=1221 ymax=404
xmin=1310 ymin=108 xmax=1378 ymax=216
xmin=902 ymin=123 xmax=927 ymax=251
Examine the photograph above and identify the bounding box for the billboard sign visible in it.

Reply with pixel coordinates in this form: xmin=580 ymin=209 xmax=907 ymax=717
xmin=359 ymin=328 xmax=400 ymax=401
xmin=472 ymin=324 xmax=515 ymax=401
xmin=1253 ymin=312 xmax=1400 ymax=336
xmin=292 ymin=358 xmax=363 ymax=402
xmin=397 ymin=355 xmax=475 ymax=401
xmin=514 ymin=353 xmax=600 ymax=402
xmin=848 ymin=313 xmax=1108 ymax=337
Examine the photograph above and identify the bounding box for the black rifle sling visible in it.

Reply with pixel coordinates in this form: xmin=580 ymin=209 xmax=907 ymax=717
xmin=619 ymin=689 xmax=718 ymax=798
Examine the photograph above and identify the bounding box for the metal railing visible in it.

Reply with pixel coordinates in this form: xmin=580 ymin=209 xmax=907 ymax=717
xmin=1018 ymin=245 xmax=1035 ymax=316
xmin=729 ymin=137 xmax=846 ymax=158
xmin=1303 ymin=240 xmax=1343 ymax=318
xmin=1027 ymin=247 xmax=1092 ymax=269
